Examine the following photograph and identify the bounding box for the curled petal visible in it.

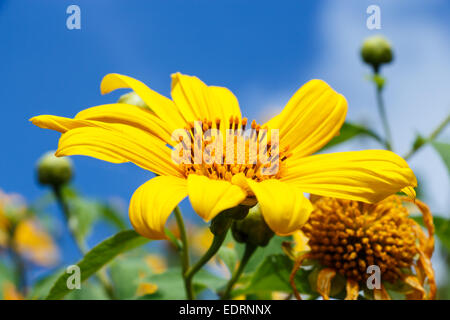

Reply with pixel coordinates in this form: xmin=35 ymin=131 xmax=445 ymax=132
xmin=344 ymin=279 xmax=359 ymax=300
xmin=290 ymin=253 xmax=312 ymax=300
xmin=418 ymin=249 xmax=437 ymax=300
xmin=402 ymin=275 xmax=425 ymax=300
xmin=317 ymin=268 xmax=336 ymax=300
xmin=129 ymin=176 xmax=188 ymax=240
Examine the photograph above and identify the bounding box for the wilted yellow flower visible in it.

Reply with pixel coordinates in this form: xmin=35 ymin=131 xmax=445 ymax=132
xmin=290 ymin=195 xmax=435 ymax=300
xmin=31 ymin=73 xmax=416 ymax=239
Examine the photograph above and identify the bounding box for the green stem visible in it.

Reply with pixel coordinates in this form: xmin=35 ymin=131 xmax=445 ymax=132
xmin=404 ymin=113 xmax=450 ymax=160
xmin=184 ymin=225 xmax=230 ymax=300
xmin=375 ymin=84 xmax=393 ymax=151
xmin=173 ymin=206 xmax=192 ymax=299
xmin=221 ymin=243 xmax=257 ymax=300
xmin=52 ymin=184 xmax=117 ymax=300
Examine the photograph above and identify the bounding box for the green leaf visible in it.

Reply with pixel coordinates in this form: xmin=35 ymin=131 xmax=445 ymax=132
xmin=65 ymin=282 xmax=109 ymax=300
xmin=109 ymin=255 xmax=154 ymax=299
xmin=139 ymin=268 xmax=227 ymax=300
xmin=98 ymin=203 xmax=128 ymax=230
xmin=432 ymin=141 xmax=450 ymax=173
xmin=233 ymin=254 xmax=313 ymax=298
xmin=68 ymin=198 xmax=101 ymax=240
xmin=46 ymin=230 xmax=149 ymax=300
xmin=238 ymin=235 xmax=286 ymax=272
xmin=323 ymin=122 xmax=383 ymax=150
xmin=28 ymin=270 xmax=62 ymax=299
xmin=413 ymin=215 xmax=450 ymax=251
xmin=217 ymin=246 xmax=238 ymax=274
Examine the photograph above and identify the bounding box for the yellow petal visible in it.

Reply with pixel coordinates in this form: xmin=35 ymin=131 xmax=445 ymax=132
xmin=74 ymin=103 xmax=175 ymax=145
xmin=316 ymin=268 xmax=336 ymax=300
xmin=264 ymin=79 xmax=347 ymax=159
xmin=129 ymin=176 xmax=188 ymax=240
xmin=56 ymin=126 xmax=183 ymax=177
xmin=282 ymin=150 xmax=417 ymax=203
xmin=187 ymin=174 xmax=246 ymax=221
xmin=402 ymin=275 xmax=425 ymax=300
xmin=232 ymin=175 xmax=312 ymax=236
xmin=171 ymin=73 xmax=242 ymax=125
xmin=293 ymin=230 xmax=310 ymax=253
xmin=100 ymin=73 xmax=187 ymax=130
xmin=30 ymin=115 xmax=95 ymax=133
xmin=344 ymin=279 xmax=359 ymax=300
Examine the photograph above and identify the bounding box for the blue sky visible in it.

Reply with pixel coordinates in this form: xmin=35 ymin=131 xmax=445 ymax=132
xmin=1 ymin=0 xmax=449 ymax=282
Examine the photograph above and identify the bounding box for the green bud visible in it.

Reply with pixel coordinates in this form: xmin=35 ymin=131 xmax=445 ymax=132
xmin=231 ymin=205 xmax=274 ymax=247
xmin=37 ymin=151 xmax=73 ymax=186
xmin=118 ymin=91 xmax=150 ymax=110
xmin=361 ymin=35 xmax=393 ymax=72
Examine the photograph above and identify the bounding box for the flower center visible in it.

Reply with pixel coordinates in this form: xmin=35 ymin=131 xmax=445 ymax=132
xmin=177 ymin=117 xmax=291 ymax=182
xmin=302 ymin=196 xmax=416 ymax=283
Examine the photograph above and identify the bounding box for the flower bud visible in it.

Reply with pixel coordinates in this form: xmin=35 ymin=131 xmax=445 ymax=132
xmin=37 ymin=151 xmax=73 ymax=186
xmin=118 ymin=91 xmax=150 ymax=110
xmin=231 ymin=205 xmax=274 ymax=247
xmin=361 ymin=35 xmax=393 ymax=72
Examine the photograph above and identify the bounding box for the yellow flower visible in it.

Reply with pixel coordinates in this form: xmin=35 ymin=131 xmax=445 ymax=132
xmin=2 ymin=282 xmax=24 ymax=300
xmin=31 ymin=73 xmax=417 ymax=238
xmin=13 ymin=220 xmax=59 ymax=266
xmin=0 ymin=189 xmax=58 ymax=266
xmin=290 ymin=195 xmax=435 ymax=300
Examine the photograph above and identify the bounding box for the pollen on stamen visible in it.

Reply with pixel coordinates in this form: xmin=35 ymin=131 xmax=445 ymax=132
xmin=176 ymin=118 xmax=289 ymax=182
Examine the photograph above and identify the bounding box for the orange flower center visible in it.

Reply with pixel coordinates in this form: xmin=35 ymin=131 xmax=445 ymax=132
xmin=302 ymin=196 xmax=417 ymax=283
xmin=177 ymin=117 xmax=291 ymax=182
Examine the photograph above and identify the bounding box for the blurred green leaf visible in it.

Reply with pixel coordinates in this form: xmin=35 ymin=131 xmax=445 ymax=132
xmin=233 ymin=254 xmax=313 ymax=298
xmin=0 ymin=262 xmax=15 ymax=299
xmin=413 ymin=215 xmax=450 ymax=251
xmin=139 ymin=268 xmax=226 ymax=300
xmin=65 ymin=281 xmax=109 ymax=300
xmin=28 ymin=270 xmax=61 ymax=299
xmin=46 ymin=230 xmax=149 ymax=300
xmin=217 ymin=246 xmax=238 ymax=274
xmin=109 ymin=255 xmax=154 ymax=299
xmin=323 ymin=122 xmax=383 ymax=150
xmin=68 ymin=198 xmax=100 ymax=240
xmin=237 ymin=235 xmax=286 ymax=272
xmin=432 ymin=141 xmax=450 ymax=173
xmin=98 ymin=203 xmax=128 ymax=230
